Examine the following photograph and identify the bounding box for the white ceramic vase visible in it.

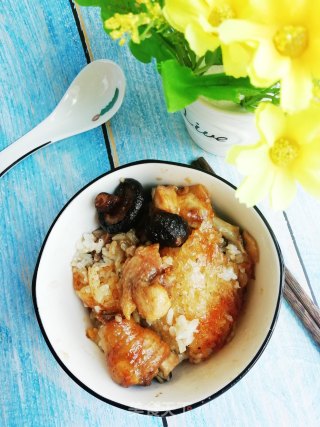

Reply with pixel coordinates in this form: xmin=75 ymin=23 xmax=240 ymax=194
xmin=182 ymin=98 xmax=259 ymax=157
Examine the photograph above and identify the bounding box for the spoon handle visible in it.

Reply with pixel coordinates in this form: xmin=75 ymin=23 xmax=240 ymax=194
xmin=0 ymin=121 xmax=52 ymax=177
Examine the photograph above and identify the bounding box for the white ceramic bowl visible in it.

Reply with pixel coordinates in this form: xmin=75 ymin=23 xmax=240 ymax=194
xmin=33 ymin=160 xmax=283 ymax=416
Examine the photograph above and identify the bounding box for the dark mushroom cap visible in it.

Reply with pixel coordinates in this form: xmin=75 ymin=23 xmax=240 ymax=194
xmin=95 ymin=178 xmax=145 ymax=233
xmin=146 ymin=210 xmax=190 ymax=247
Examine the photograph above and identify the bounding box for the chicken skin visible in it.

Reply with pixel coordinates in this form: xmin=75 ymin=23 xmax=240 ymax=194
xmin=150 ymin=184 xmax=255 ymax=363
xmin=120 ymin=244 xmax=171 ymax=322
xmin=153 ymin=184 xmax=214 ymax=228
xmin=152 ymin=222 xmax=251 ymax=363
xmin=73 ymin=263 xmax=121 ymax=313
xmin=72 ymin=182 xmax=257 ymax=386
xmin=99 ymin=318 xmax=170 ymax=387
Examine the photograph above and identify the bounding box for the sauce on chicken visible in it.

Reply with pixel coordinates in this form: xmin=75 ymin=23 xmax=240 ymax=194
xmin=72 ymin=182 xmax=258 ymax=387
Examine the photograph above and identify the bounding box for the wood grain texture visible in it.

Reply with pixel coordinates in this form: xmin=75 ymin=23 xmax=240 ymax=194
xmin=79 ymin=6 xmax=319 ymax=295
xmin=78 ymin=5 xmax=320 ymax=426
xmin=285 ymin=189 xmax=320 ymax=305
xmin=193 ymin=158 xmax=320 ymax=345
xmin=283 ymin=280 xmax=320 ymax=346
xmin=285 ymin=268 xmax=320 ymax=328
xmin=167 ymin=303 xmax=320 ymax=427
xmin=1 ymin=1 xmax=320 ymax=426
xmin=0 ymin=1 xmax=160 ymax=426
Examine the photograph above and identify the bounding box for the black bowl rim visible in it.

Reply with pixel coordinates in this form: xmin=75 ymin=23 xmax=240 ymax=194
xmin=32 ymin=159 xmax=284 ymax=417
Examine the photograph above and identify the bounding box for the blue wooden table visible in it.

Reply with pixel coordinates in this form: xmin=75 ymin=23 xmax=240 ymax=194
xmin=1 ymin=1 xmax=319 ymax=426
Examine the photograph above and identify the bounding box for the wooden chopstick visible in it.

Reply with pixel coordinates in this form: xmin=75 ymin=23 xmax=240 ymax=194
xmin=191 ymin=157 xmax=320 ymax=347
xmin=283 ymin=273 xmax=320 ymax=345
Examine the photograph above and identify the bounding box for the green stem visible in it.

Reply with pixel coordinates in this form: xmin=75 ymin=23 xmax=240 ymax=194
xmin=153 ymin=32 xmax=180 ymax=61
xmin=194 ymin=56 xmax=205 ymax=71
xmin=241 ymin=85 xmax=280 ymax=110
xmin=194 ymin=64 xmax=214 ymax=75
xmin=139 ymin=22 xmax=154 ymax=40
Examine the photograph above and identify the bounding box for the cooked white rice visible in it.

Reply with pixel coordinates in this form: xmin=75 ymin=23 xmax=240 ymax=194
xmin=72 ymin=228 xmax=202 ymax=355
xmin=169 ymin=315 xmax=199 ymax=354
xmin=218 ymin=266 xmax=237 ymax=281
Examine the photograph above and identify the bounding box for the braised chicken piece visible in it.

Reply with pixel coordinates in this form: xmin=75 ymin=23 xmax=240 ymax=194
xmin=73 ymin=264 xmax=121 ymax=313
xmin=153 ymin=184 xmax=214 ymax=228
xmin=72 ymin=230 xmax=138 ymax=314
xmin=99 ymin=318 xmax=170 ymax=387
xmin=158 ymin=351 xmax=181 ymax=380
xmin=120 ymin=244 xmax=171 ymax=322
xmin=72 ymin=181 xmax=258 ymax=387
xmin=152 ymin=219 xmax=254 ymax=363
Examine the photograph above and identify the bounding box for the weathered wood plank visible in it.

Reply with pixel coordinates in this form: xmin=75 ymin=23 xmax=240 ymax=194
xmin=2 ymin=0 xmax=319 ymax=424
xmin=0 ymin=1 xmax=162 ymax=426
xmin=285 ymin=189 xmax=320 ymax=304
xmin=168 ymin=302 xmax=320 ymax=426
xmin=78 ymin=5 xmax=320 ymax=425
xmin=79 ymin=6 xmax=318 ymax=296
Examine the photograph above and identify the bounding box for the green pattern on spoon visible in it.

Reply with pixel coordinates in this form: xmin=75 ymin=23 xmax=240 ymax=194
xmin=92 ymin=88 xmax=120 ymax=121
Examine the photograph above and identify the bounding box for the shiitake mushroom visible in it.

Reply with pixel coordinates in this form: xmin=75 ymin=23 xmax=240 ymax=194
xmin=146 ymin=210 xmax=189 ymax=247
xmin=95 ymin=180 xmax=189 ymax=247
xmin=95 ymin=178 xmax=144 ymax=233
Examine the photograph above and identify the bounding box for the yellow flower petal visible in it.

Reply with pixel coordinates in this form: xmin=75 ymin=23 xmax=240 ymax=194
xmin=185 ymin=23 xmax=220 ymax=56
xmin=294 ymin=168 xmax=320 ymax=198
xmin=163 ymin=0 xmax=207 ymax=33
xmin=255 ymin=103 xmax=286 ymax=146
xmin=218 ymin=2 xmax=320 ymax=112
xmin=293 ymin=137 xmax=320 ymax=174
xmin=269 ymin=170 xmax=297 ymax=210
xmin=286 ymin=103 xmax=320 ymax=143
xmin=307 ymin=0 xmax=320 ymax=31
xmin=229 ymin=0 xmax=251 ymax=17
xmin=229 ymin=98 xmax=320 ymax=209
xmin=235 ymin=166 xmax=275 ymax=207
xmin=227 ymin=142 xmax=270 ymax=175
xmin=280 ymin=63 xmax=314 ymax=112
xmin=248 ymin=0 xmax=307 ymax=25
xmin=219 ymin=19 xmax=271 ymax=44
xmin=304 ymin=38 xmax=320 ymax=76
xmin=198 ymin=14 xmax=216 ymax=33
xmin=221 ymin=43 xmax=253 ymax=78
xmin=249 ymin=40 xmax=289 ymax=87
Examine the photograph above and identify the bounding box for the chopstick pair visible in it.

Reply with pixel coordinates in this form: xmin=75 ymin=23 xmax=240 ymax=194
xmin=192 ymin=157 xmax=320 ymax=347
xmin=284 ymin=268 xmax=320 ymax=345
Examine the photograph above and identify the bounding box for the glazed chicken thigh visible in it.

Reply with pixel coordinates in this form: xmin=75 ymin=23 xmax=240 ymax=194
xmin=72 ymin=182 xmax=257 ymax=386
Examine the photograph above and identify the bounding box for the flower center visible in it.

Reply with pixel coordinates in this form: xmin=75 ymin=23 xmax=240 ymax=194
xmin=269 ymin=137 xmax=300 ymax=167
xmin=209 ymin=4 xmax=235 ymax=26
xmin=273 ymin=25 xmax=308 ymax=58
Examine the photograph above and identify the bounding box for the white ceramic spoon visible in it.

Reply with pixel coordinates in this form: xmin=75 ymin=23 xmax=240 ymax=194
xmin=0 ymin=60 xmax=126 ymax=177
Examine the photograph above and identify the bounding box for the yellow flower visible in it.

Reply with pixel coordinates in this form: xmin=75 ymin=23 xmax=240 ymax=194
xmin=163 ymin=0 xmax=248 ymax=57
xmin=219 ymin=0 xmax=320 ymax=112
xmin=313 ymin=79 xmax=320 ymax=101
xmin=227 ymin=102 xmax=320 ymax=210
xmin=104 ymin=0 xmax=163 ymax=45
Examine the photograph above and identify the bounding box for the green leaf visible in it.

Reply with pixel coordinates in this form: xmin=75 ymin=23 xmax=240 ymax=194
xmin=101 ymin=0 xmax=144 ymax=19
xmin=159 ymin=59 xmax=261 ymax=112
xmin=76 ymin=0 xmax=146 ymax=22
xmin=75 ymin=0 xmax=103 ymax=6
xmin=205 ymin=47 xmax=222 ymax=66
xmin=129 ymin=32 xmax=176 ymax=64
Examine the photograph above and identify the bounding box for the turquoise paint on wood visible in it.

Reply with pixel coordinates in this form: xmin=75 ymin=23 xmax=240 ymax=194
xmin=1 ymin=0 xmax=319 ymax=426
xmin=79 ymin=5 xmax=320 ymax=426
xmin=80 ymin=6 xmax=320 ymax=302
xmin=0 ymin=1 xmax=161 ymax=426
